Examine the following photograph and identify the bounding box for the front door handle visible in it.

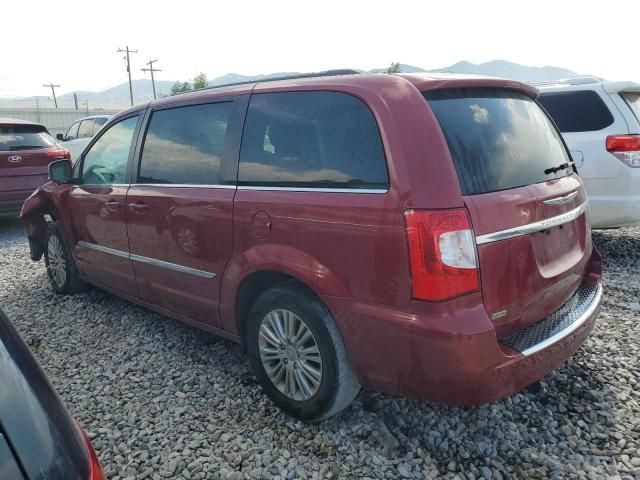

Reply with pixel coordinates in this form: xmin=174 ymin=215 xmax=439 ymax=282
xmin=128 ymin=201 xmax=149 ymax=214
xmin=105 ymin=199 xmax=121 ymax=211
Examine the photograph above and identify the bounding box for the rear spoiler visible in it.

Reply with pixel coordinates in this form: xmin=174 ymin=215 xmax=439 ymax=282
xmin=0 ymin=123 xmax=49 ymax=134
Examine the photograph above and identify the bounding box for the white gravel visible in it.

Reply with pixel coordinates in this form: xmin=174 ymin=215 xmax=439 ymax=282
xmin=0 ymin=215 xmax=638 ymax=480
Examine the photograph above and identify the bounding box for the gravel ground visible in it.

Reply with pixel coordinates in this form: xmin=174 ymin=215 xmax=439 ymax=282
xmin=0 ymin=215 xmax=638 ymax=480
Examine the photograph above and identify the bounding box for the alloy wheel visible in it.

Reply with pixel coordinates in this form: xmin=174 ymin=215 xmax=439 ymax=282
xmin=258 ymin=309 xmax=323 ymax=401
xmin=47 ymin=235 xmax=67 ymax=288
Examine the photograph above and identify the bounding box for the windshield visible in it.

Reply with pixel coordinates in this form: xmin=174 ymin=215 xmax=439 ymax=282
xmin=0 ymin=125 xmax=55 ymax=152
xmin=424 ymin=88 xmax=572 ymax=195
xmin=621 ymin=92 xmax=640 ymax=123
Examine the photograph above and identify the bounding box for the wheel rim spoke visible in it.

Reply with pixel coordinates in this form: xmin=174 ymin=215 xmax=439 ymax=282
xmin=299 ymin=360 xmax=322 ymax=385
xmin=47 ymin=236 xmax=66 ymax=287
xmin=259 ymin=324 xmax=282 ymax=347
xmin=258 ymin=308 xmax=323 ymax=401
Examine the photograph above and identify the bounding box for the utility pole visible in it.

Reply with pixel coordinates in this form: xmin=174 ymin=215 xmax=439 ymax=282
xmin=35 ymin=97 xmax=41 ymax=122
xmin=117 ymin=46 xmax=138 ymax=106
xmin=43 ymin=83 xmax=60 ymax=108
xmin=141 ymin=59 xmax=162 ymax=100
xmin=73 ymin=92 xmax=79 ymax=110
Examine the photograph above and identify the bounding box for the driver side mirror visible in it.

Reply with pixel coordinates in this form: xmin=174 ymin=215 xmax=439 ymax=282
xmin=48 ymin=160 xmax=73 ymax=184
xmin=56 ymin=133 xmax=64 ymax=141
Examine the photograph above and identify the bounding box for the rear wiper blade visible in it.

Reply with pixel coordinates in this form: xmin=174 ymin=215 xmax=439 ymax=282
xmin=544 ymin=162 xmax=569 ymax=175
xmin=9 ymin=145 xmax=44 ymax=151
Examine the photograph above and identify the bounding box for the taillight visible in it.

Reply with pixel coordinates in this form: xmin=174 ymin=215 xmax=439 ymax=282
xmin=75 ymin=422 xmax=105 ymax=480
xmin=606 ymin=134 xmax=640 ymax=167
xmin=404 ymin=209 xmax=479 ymax=301
xmin=46 ymin=148 xmax=71 ymax=161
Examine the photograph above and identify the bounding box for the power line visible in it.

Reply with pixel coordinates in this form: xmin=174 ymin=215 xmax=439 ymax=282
xmin=42 ymin=83 xmax=60 ymax=108
xmin=142 ymin=59 xmax=162 ymax=100
xmin=117 ymin=46 xmax=138 ymax=106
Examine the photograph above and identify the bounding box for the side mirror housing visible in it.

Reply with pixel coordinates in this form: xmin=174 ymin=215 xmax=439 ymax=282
xmin=56 ymin=133 xmax=64 ymax=141
xmin=48 ymin=160 xmax=73 ymax=184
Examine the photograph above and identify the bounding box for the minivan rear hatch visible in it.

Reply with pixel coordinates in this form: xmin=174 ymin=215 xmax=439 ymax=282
xmin=424 ymin=88 xmax=592 ymax=337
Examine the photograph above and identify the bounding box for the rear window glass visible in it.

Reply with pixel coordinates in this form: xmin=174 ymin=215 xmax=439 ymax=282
xmin=239 ymin=91 xmax=389 ymax=189
xmin=0 ymin=124 xmax=55 ymax=151
xmin=424 ymin=88 xmax=572 ymax=196
xmin=621 ymin=92 xmax=640 ymax=123
xmin=538 ymin=90 xmax=614 ymax=132
xmin=138 ymin=102 xmax=233 ymax=185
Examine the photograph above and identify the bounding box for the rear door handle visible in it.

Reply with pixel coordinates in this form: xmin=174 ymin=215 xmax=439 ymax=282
xmin=105 ymin=199 xmax=121 ymax=211
xmin=128 ymin=201 xmax=149 ymax=213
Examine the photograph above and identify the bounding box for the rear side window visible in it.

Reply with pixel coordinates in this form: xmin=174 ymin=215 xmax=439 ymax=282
xmin=620 ymin=92 xmax=640 ymax=123
xmin=239 ymin=91 xmax=388 ymax=189
xmin=425 ymin=88 xmax=572 ymax=195
xmin=94 ymin=117 xmax=108 ymax=128
xmin=138 ymin=102 xmax=233 ymax=185
xmin=538 ymin=90 xmax=614 ymax=132
xmin=0 ymin=124 xmax=55 ymax=151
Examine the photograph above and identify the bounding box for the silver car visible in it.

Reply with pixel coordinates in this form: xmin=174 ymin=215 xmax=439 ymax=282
xmin=56 ymin=115 xmax=111 ymax=163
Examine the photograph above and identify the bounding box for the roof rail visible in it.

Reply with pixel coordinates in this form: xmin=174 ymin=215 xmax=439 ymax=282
xmin=531 ymin=76 xmax=603 ymax=86
xmin=194 ymin=69 xmax=364 ymax=93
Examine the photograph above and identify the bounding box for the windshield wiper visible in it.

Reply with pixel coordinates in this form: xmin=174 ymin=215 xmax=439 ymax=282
xmin=9 ymin=145 xmax=45 ymax=151
xmin=544 ymin=162 xmax=569 ymax=175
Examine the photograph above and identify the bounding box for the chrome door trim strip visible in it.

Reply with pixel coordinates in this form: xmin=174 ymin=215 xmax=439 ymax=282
xmin=77 ymin=241 xmax=130 ymax=259
xmin=73 ymin=183 xmax=130 ymax=188
xmin=237 ymin=185 xmax=389 ymax=194
xmin=130 ymin=183 xmax=236 ymax=189
xmin=77 ymin=241 xmax=216 ymax=278
xmin=475 ymin=202 xmax=588 ymax=245
xmin=521 ymin=282 xmax=602 ymax=357
xmin=129 ymin=253 xmax=216 ymax=278
xmin=543 ymin=191 xmax=578 ymax=205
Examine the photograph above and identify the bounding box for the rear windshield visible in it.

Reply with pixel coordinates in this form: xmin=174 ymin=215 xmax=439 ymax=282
xmin=424 ymin=88 xmax=572 ymax=195
xmin=0 ymin=124 xmax=55 ymax=152
xmin=621 ymin=92 xmax=640 ymax=123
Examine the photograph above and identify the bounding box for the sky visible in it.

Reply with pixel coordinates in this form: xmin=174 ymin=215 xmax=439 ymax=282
xmin=2 ymin=0 xmax=639 ymax=98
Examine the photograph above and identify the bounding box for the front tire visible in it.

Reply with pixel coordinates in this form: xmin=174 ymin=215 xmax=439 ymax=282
xmin=44 ymin=223 xmax=86 ymax=294
xmin=247 ymin=283 xmax=360 ymax=422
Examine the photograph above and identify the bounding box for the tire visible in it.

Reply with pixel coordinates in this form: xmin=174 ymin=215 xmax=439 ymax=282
xmin=246 ymin=283 xmax=361 ymax=422
xmin=44 ymin=223 xmax=86 ymax=294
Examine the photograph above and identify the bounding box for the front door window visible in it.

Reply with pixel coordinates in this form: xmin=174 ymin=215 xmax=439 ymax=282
xmin=81 ymin=116 xmax=138 ymax=185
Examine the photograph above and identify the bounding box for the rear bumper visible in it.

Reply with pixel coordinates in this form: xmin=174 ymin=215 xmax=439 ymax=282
xmin=324 ymin=249 xmax=603 ymax=405
xmin=0 ymin=189 xmax=32 ymax=214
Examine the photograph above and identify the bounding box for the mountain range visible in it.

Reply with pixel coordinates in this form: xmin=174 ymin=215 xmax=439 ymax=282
xmin=1 ymin=60 xmax=589 ymax=108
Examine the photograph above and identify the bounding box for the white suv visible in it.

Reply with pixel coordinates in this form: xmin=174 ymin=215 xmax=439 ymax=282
xmin=537 ymin=78 xmax=640 ymax=229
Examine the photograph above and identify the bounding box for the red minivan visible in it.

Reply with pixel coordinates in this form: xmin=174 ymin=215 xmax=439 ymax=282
xmin=0 ymin=119 xmax=70 ymax=214
xmin=21 ymin=72 xmax=603 ymax=421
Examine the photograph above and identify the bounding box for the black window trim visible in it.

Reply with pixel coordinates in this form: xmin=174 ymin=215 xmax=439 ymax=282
xmin=131 ymin=95 xmax=249 ymax=188
xmin=74 ymin=111 xmax=145 ymax=187
xmin=236 ymin=89 xmax=391 ymax=193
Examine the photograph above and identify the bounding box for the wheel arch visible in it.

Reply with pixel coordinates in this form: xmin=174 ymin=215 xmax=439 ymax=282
xmin=220 ymin=244 xmax=351 ymax=340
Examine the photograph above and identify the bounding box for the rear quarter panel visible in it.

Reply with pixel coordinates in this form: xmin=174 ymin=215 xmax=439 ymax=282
xmin=219 ymin=76 xmax=466 ymax=334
